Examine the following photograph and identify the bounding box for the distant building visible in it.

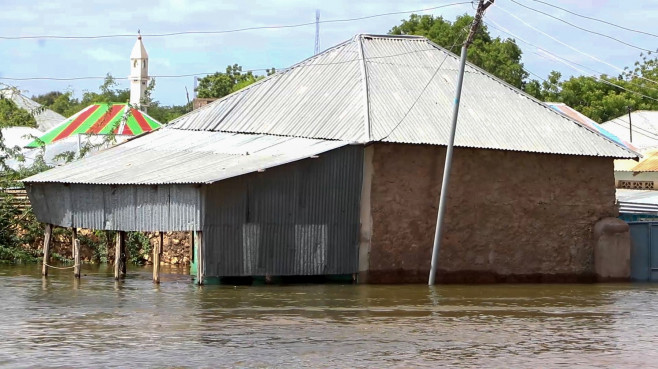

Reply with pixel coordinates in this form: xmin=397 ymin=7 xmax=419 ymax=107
xmin=24 ymin=35 xmax=636 ymax=284
xmin=0 ymin=89 xmax=65 ymax=132
xmin=192 ymin=98 xmax=218 ymax=110
xmin=601 ymin=110 xmax=658 ymax=151
xmin=129 ymin=34 xmax=149 ymax=112
xmin=22 ymin=36 xmax=161 ymax=165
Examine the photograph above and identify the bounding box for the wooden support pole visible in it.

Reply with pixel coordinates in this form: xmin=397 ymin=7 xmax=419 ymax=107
xmin=196 ymin=231 xmax=204 ymax=285
xmin=42 ymin=224 xmax=52 ymax=276
xmin=71 ymin=228 xmax=77 ymax=259
xmin=121 ymin=232 xmax=127 ymax=277
xmin=114 ymin=231 xmax=126 ymax=280
xmin=153 ymin=232 xmax=162 ymax=284
xmin=72 ymin=227 xmax=80 ymax=278
xmin=74 ymin=239 xmax=81 ymax=278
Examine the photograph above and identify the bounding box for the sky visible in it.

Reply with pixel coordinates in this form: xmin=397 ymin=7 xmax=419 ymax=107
xmin=1 ymin=0 xmax=657 ymax=107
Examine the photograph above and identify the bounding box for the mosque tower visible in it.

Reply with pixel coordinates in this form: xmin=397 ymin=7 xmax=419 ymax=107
xmin=129 ymin=33 xmax=149 ymax=111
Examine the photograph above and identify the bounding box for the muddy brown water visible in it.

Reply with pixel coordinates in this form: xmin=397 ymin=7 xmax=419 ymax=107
xmin=1 ymin=264 xmax=658 ymax=368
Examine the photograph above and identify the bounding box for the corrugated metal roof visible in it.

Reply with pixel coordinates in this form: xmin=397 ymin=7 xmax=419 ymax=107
xmin=545 ymin=102 xmax=636 ymax=151
xmin=0 ymin=89 xmax=65 ymax=132
xmin=169 ymin=34 xmax=635 ymax=159
xmin=601 ymin=110 xmax=658 ymax=151
xmin=623 ymin=149 xmax=658 ymax=172
xmin=617 ymin=189 xmax=658 ymax=215
xmin=26 ymin=103 xmax=161 ymax=147
xmin=23 ymin=128 xmax=350 ymax=185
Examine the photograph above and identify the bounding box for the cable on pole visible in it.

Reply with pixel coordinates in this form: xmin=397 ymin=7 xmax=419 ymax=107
xmin=507 ymin=0 xmax=653 ymax=52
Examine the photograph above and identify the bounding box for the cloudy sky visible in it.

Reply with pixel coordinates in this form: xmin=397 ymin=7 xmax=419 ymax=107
xmin=1 ymin=0 xmax=656 ymax=106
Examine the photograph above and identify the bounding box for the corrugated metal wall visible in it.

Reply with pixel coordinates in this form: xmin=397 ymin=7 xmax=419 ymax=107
xmin=26 ymin=183 xmax=201 ymax=231
xmin=203 ymin=146 xmax=364 ymax=277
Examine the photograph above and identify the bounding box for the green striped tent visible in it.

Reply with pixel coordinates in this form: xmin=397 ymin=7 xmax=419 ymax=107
xmin=27 ymin=103 xmax=161 ymax=148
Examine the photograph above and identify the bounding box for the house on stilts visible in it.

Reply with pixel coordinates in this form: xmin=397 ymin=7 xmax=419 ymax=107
xmin=24 ymin=34 xmax=638 ymax=284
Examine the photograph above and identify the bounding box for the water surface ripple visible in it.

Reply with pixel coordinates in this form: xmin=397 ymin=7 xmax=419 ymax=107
xmin=1 ymin=264 xmax=657 ymax=368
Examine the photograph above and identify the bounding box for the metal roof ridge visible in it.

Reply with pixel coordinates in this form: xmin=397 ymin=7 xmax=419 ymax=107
xmin=356 ymin=34 xmax=426 ymax=40
xmin=357 ymin=35 xmax=372 ymax=142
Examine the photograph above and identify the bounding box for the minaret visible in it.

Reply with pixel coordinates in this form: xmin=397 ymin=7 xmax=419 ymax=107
xmin=129 ymin=33 xmax=149 ymax=111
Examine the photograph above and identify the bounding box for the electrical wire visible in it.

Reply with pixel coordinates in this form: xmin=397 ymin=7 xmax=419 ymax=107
xmin=522 ymin=0 xmax=658 ymax=39
xmin=0 ymin=2 xmax=472 ymax=40
xmin=485 ymin=17 xmax=658 ymax=95
xmin=494 ymin=4 xmax=658 ymax=87
xmin=0 ymin=46 xmax=455 ymax=82
xmin=484 ymin=17 xmax=658 ymax=103
xmin=507 ymin=0 xmax=653 ymax=52
xmin=378 ymin=26 xmax=470 ymax=141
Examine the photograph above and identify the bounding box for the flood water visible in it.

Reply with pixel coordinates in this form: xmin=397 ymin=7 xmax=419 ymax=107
xmin=1 ymin=264 xmax=658 ymax=368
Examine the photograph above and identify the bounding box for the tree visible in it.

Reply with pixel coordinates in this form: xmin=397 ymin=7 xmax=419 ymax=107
xmin=0 ymin=97 xmax=37 ymax=128
xmin=389 ymin=14 xmax=528 ymax=88
xmin=523 ymin=51 xmax=658 ymax=123
xmin=195 ymin=64 xmax=275 ymax=99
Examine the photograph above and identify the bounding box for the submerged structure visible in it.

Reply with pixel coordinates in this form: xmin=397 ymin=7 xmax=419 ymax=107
xmin=24 ymin=34 xmax=637 ymax=284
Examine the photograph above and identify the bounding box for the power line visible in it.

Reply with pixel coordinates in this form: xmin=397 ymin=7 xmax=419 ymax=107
xmin=0 ymin=71 xmax=267 ymax=81
xmin=0 ymin=2 xmax=472 ymax=40
xmin=483 ymin=18 xmax=658 ymax=103
xmin=522 ymin=0 xmax=658 ymax=39
xmin=0 ymin=46 xmax=456 ymax=82
xmin=507 ymin=0 xmax=653 ymax=52
xmin=484 ymin=17 xmax=658 ymax=96
xmin=379 ymin=26 xmax=470 ymax=141
xmin=494 ymin=4 xmax=658 ymax=87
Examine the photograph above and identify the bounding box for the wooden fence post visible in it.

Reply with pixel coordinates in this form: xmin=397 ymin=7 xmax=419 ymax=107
xmin=41 ymin=224 xmax=52 ymax=276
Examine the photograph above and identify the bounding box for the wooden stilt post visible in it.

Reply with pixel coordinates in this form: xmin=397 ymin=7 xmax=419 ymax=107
xmin=74 ymin=238 xmax=81 ymax=278
xmin=153 ymin=232 xmax=162 ymax=284
xmin=71 ymin=228 xmax=77 ymax=259
xmin=72 ymin=228 xmax=80 ymax=278
xmin=115 ymin=232 xmax=126 ymax=280
xmin=196 ymin=231 xmax=204 ymax=285
xmin=120 ymin=232 xmax=126 ymax=277
xmin=42 ymin=224 xmax=52 ymax=276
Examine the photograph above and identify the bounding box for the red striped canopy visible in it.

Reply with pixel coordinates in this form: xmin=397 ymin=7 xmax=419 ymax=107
xmin=27 ymin=103 xmax=161 ymax=147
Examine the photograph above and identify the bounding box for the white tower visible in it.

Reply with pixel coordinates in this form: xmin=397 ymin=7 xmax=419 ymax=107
xmin=129 ymin=34 xmax=149 ymax=111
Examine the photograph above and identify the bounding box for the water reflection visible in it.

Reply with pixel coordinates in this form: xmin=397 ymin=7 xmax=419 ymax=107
xmin=0 ymin=264 xmax=657 ymax=368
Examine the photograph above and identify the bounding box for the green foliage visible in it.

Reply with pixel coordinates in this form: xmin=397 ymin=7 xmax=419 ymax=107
xmin=0 ymin=97 xmax=37 ymax=128
xmin=32 ymin=74 xmax=131 ymax=117
xmin=524 ymin=51 xmax=658 ymax=122
xmin=146 ymin=102 xmax=191 ymax=124
xmin=125 ymin=232 xmax=151 ymax=265
xmin=195 ymin=64 xmax=274 ymax=98
xmin=389 ymin=14 xmax=528 ymax=88
xmin=78 ymin=231 xmax=112 ymax=264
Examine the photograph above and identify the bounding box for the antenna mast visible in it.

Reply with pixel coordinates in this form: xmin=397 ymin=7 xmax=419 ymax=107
xmin=314 ymin=10 xmax=320 ymax=55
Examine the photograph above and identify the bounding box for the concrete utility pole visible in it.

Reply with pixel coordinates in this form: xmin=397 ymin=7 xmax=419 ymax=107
xmin=428 ymin=0 xmax=495 ymax=285
xmin=627 ymin=106 xmax=633 ymax=142
xmin=315 ymin=10 xmax=321 ymax=55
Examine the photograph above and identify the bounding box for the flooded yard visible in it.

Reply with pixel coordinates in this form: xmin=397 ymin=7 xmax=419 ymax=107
xmin=1 ymin=264 xmax=657 ymax=368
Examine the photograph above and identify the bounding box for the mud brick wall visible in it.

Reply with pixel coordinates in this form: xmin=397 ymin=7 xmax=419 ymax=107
xmin=366 ymin=143 xmax=617 ymax=283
